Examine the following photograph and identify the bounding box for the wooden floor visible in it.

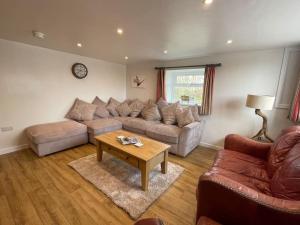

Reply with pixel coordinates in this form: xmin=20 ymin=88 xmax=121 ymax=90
xmin=0 ymin=144 xmax=216 ymax=225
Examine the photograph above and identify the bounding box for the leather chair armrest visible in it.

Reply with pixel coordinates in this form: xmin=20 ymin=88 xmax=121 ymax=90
xmin=224 ymin=134 xmax=272 ymax=159
xmin=196 ymin=173 xmax=300 ymax=225
xmin=134 ymin=218 xmax=164 ymax=225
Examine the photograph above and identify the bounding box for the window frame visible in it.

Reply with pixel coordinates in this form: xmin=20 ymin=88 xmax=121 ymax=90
xmin=165 ymin=67 xmax=205 ymax=106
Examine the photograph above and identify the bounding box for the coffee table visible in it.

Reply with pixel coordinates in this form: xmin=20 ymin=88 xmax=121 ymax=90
xmin=94 ymin=130 xmax=170 ymax=191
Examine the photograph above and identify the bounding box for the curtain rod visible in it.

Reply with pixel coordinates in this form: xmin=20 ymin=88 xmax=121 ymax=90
xmin=155 ymin=63 xmax=222 ymax=70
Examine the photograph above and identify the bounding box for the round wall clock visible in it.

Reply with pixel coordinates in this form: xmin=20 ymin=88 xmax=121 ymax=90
xmin=71 ymin=63 xmax=88 ymax=79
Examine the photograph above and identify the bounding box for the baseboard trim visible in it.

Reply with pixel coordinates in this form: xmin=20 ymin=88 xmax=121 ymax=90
xmin=199 ymin=142 xmax=222 ymax=150
xmin=0 ymin=144 xmax=28 ymax=156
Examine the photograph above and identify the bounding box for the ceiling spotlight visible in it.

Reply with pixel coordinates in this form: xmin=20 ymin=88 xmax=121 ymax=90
xmin=125 ymin=56 xmax=129 ymax=60
xmin=117 ymin=28 xmax=123 ymax=35
xmin=32 ymin=30 xmax=46 ymax=39
xmin=77 ymin=43 xmax=82 ymax=47
xmin=227 ymin=40 xmax=233 ymax=44
xmin=163 ymin=50 xmax=168 ymax=54
xmin=203 ymin=0 xmax=213 ymax=5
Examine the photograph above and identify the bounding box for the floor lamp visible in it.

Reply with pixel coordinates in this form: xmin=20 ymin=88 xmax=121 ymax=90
xmin=246 ymin=94 xmax=275 ymax=142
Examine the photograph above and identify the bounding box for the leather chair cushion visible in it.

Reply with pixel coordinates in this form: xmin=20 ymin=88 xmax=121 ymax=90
xmin=267 ymin=131 xmax=300 ymax=177
xmin=209 ymin=167 xmax=271 ymax=195
xmin=214 ymin=150 xmax=269 ymax=182
xmin=271 ymin=143 xmax=300 ymax=200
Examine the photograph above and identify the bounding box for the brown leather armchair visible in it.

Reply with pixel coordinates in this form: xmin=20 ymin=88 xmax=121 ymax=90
xmin=197 ymin=126 xmax=300 ymax=225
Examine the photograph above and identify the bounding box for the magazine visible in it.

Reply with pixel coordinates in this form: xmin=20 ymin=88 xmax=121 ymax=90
xmin=116 ymin=136 xmax=143 ymax=147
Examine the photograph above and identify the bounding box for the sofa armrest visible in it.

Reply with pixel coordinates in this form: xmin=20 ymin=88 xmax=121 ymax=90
xmin=197 ymin=173 xmax=300 ymax=225
xmin=178 ymin=120 xmax=205 ymax=157
xmin=224 ymin=134 xmax=272 ymax=160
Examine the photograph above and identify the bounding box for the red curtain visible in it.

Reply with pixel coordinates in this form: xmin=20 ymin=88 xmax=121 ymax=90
xmin=156 ymin=68 xmax=166 ymax=101
xmin=289 ymin=79 xmax=300 ymax=122
xmin=200 ymin=66 xmax=215 ymax=115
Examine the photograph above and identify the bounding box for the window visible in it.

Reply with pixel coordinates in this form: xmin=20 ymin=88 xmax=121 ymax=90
xmin=165 ymin=68 xmax=205 ymax=105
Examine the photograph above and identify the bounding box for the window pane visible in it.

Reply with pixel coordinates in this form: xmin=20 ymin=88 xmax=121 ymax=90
xmin=165 ymin=68 xmax=205 ymax=105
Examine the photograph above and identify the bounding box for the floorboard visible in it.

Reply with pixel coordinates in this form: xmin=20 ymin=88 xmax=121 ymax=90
xmin=0 ymin=144 xmax=216 ymax=225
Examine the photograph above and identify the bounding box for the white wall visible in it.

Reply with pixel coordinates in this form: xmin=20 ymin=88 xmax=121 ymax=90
xmin=0 ymin=39 xmax=126 ymax=153
xmin=126 ymin=49 xmax=294 ymax=148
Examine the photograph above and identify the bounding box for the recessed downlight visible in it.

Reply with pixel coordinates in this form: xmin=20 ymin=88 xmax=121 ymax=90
xmin=163 ymin=50 xmax=168 ymax=54
xmin=77 ymin=43 xmax=82 ymax=47
xmin=117 ymin=28 xmax=123 ymax=35
xmin=125 ymin=56 xmax=129 ymax=60
xmin=227 ymin=40 xmax=233 ymax=44
xmin=32 ymin=30 xmax=46 ymax=39
xmin=203 ymin=0 xmax=213 ymax=5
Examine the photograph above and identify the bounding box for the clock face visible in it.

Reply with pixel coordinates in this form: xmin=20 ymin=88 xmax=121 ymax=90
xmin=72 ymin=63 xmax=88 ymax=79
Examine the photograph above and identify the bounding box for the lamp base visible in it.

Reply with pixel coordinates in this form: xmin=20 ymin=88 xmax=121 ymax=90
xmin=251 ymin=109 xmax=274 ymax=143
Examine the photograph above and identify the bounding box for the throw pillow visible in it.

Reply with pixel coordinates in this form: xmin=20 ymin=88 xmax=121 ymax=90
xmin=116 ymin=102 xmax=132 ymax=117
xmin=161 ymin=102 xmax=180 ymax=125
xmin=66 ymin=98 xmax=97 ymax=121
xmin=129 ymin=99 xmax=145 ymax=117
xmin=106 ymin=97 xmax=120 ymax=117
xmin=176 ymin=107 xmax=195 ymax=128
xmin=156 ymin=97 xmax=168 ymax=110
xmin=141 ymin=102 xmax=161 ymax=121
xmin=190 ymin=105 xmax=201 ymax=122
xmin=92 ymin=97 xmax=110 ymax=118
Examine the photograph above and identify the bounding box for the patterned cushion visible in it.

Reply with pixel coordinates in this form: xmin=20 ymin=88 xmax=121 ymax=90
xmin=66 ymin=98 xmax=97 ymax=121
xmin=116 ymin=102 xmax=132 ymax=117
xmin=190 ymin=105 xmax=201 ymax=122
xmin=141 ymin=102 xmax=161 ymax=121
xmin=161 ymin=102 xmax=180 ymax=125
xmin=106 ymin=97 xmax=120 ymax=117
xmin=92 ymin=97 xmax=109 ymax=118
xmin=129 ymin=99 xmax=145 ymax=117
xmin=176 ymin=107 xmax=195 ymax=128
xmin=156 ymin=97 xmax=168 ymax=110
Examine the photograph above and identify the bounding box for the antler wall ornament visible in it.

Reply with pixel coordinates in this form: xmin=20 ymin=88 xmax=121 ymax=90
xmin=131 ymin=75 xmax=146 ymax=88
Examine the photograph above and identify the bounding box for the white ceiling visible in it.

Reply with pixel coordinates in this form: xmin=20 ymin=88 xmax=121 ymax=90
xmin=1 ymin=0 xmax=300 ymax=64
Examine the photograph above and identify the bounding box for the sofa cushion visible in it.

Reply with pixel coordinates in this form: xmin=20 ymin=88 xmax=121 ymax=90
xmin=123 ymin=118 xmax=159 ymax=134
xmin=66 ymin=98 xmax=97 ymax=121
xmin=161 ymin=102 xmax=180 ymax=125
xmin=26 ymin=120 xmax=87 ymax=144
xmin=92 ymin=97 xmax=110 ymax=118
xmin=176 ymin=107 xmax=195 ymax=128
xmin=106 ymin=97 xmax=120 ymax=117
xmin=270 ymin=143 xmax=300 ymax=200
xmin=146 ymin=123 xmax=181 ymax=144
xmin=129 ymin=99 xmax=145 ymax=117
xmin=267 ymin=131 xmax=300 ymax=177
xmin=116 ymin=102 xmax=131 ymax=117
xmin=215 ymin=150 xmax=269 ymax=182
xmin=156 ymin=97 xmax=168 ymax=110
xmin=190 ymin=105 xmax=201 ymax=122
xmin=83 ymin=118 xmax=122 ymax=135
xmin=141 ymin=103 xmax=161 ymax=121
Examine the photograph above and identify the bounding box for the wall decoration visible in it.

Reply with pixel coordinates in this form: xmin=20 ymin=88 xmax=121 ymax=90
xmin=131 ymin=75 xmax=146 ymax=88
xmin=72 ymin=63 xmax=88 ymax=79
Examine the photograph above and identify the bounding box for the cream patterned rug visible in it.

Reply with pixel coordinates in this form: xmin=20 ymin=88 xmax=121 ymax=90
xmin=68 ymin=153 xmax=184 ymax=220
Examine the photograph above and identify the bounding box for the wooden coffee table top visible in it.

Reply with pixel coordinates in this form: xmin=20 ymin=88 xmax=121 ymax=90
xmin=94 ymin=130 xmax=170 ymax=161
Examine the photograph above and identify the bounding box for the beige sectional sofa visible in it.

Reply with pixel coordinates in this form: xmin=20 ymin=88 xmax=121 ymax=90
xmin=26 ymin=97 xmax=205 ymax=157
xmin=82 ymin=116 xmax=204 ymax=157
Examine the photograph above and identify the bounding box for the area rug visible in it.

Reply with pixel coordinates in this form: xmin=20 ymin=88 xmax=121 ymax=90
xmin=68 ymin=153 xmax=184 ymax=219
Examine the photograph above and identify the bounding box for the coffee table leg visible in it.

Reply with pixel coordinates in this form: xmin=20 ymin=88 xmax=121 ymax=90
xmin=161 ymin=150 xmax=168 ymax=174
xmin=96 ymin=142 xmax=103 ymax=161
xmin=140 ymin=161 xmax=149 ymax=191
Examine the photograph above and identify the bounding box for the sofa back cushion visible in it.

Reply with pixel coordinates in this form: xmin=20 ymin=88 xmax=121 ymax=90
xmin=141 ymin=102 xmax=161 ymax=121
xmin=92 ymin=97 xmax=110 ymax=118
xmin=106 ymin=97 xmax=120 ymax=117
xmin=267 ymin=131 xmax=300 ymax=177
xmin=129 ymin=99 xmax=144 ymax=117
xmin=66 ymin=98 xmax=97 ymax=121
xmin=161 ymin=102 xmax=180 ymax=125
xmin=270 ymin=143 xmax=300 ymax=200
xmin=116 ymin=101 xmax=132 ymax=117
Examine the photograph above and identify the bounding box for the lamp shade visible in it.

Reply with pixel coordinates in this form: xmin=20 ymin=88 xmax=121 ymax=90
xmin=246 ymin=95 xmax=275 ymax=110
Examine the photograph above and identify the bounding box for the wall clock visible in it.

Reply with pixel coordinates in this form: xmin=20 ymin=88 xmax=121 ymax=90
xmin=71 ymin=63 xmax=88 ymax=79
